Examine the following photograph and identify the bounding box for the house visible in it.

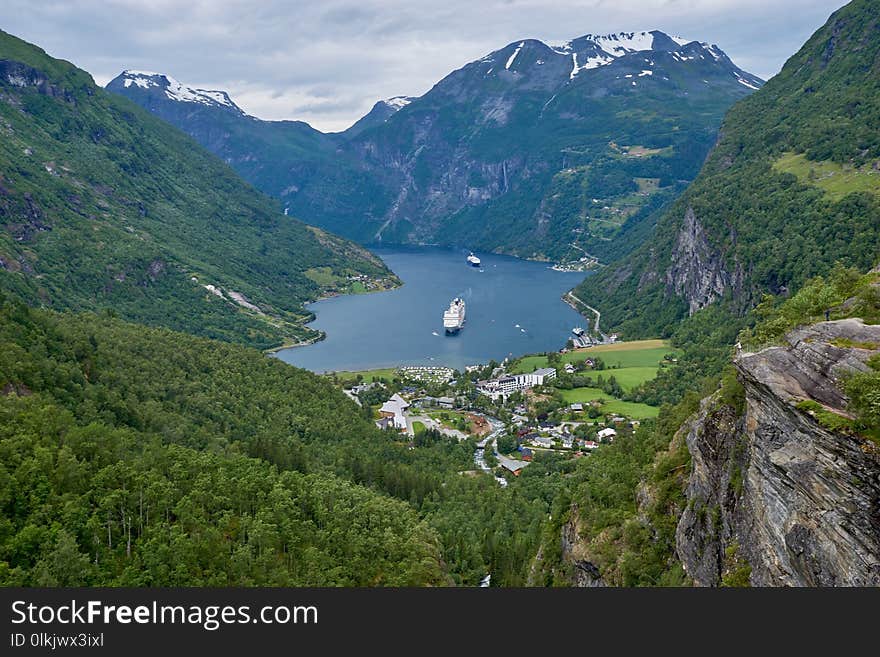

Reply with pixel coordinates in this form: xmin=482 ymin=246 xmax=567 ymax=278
xmin=564 ymin=363 xmax=576 ymax=374
xmin=437 ymin=396 xmax=455 ymax=409
xmin=519 ymin=447 xmax=534 ymax=461
xmin=597 ymin=427 xmax=617 ymax=442
xmin=501 ymin=462 xmax=524 ymax=476
xmin=561 ymin=436 xmax=574 ymax=449
xmin=531 ymin=436 xmax=553 ymax=449
xmin=569 ymin=403 xmax=584 ymax=412
xmin=581 ymin=440 xmax=599 ymax=450
xmin=351 ymin=382 xmax=382 ymax=396
xmin=379 ymin=393 xmax=409 ymax=431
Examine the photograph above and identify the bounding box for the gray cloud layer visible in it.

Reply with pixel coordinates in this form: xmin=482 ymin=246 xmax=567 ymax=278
xmin=4 ymin=0 xmax=846 ymax=131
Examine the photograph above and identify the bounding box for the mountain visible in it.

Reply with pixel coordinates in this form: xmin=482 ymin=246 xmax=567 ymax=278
xmin=0 ymin=30 xmax=395 ymax=350
xmin=574 ymin=1 xmax=880 ymax=337
xmin=341 ymin=95 xmax=415 ymax=137
xmin=534 ymin=0 xmax=880 ymax=588
xmin=108 ymin=31 xmax=763 ymax=262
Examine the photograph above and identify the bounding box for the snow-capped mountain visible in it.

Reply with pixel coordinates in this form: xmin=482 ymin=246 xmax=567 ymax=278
xmin=473 ymin=30 xmax=763 ymax=91
xmin=109 ymin=70 xmax=245 ymax=114
xmin=107 ymin=29 xmax=763 ymax=260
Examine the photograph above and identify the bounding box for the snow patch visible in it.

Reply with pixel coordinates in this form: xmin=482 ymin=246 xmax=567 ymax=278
xmin=505 ymin=42 xmax=525 ymax=70
xmin=383 ymin=96 xmax=412 ymax=110
xmin=735 ymin=74 xmax=761 ymax=90
xmin=546 ymin=39 xmax=572 ymax=54
xmin=591 ymin=31 xmax=656 ymax=57
xmin=570 ymin=52 xmax=613 ymax=79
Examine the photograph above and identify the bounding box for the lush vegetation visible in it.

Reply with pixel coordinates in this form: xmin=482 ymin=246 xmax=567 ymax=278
xmin=575 ymin=0 xmax=880 ymax=338
xmin=0 ymin=30 xmax=393 ymax=350
xmin=0 ymin=293 xmax=577 ymax=586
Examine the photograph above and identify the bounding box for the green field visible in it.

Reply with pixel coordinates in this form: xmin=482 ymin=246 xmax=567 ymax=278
xmin=512 ymin=340 xmax=674 ymax=373
xmin=559 ymin=387 xmax=659 ymax=419
xmin=523 ymin=340 xmax=674 ymax=419
xmin=329 ymin=367 xmax=399 ymax=382
xmin=600 ymin=400 xmax=660 ymax=419
xmin=773 ymin=152 xmax=880 ymax=201
xmin=560 ymin=387 xmax=609 ymax=403
xmin=412 ymin=421 xmax=427 ymax=435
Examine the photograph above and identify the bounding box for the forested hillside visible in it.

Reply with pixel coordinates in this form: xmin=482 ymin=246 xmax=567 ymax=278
xmin=575 ymin=0 xmax=880 ymax=338
xmin=0 ymin=30 xmax=393 ymax=350
xmin=0 ymin=293 xmax=571 ymax=586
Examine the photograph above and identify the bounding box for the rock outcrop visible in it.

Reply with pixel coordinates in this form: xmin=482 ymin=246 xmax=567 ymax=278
xmin=677 ymin=319 xmax=880 ymax=586
xmin=559 ymin=510 xmax=606 ymax=587
xmin=665 ymin=207 xmax=741 ymax=314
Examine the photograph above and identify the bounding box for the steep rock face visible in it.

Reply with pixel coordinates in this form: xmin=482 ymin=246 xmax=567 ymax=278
xmin=677 ymin=319 xmax=880 ymax=586
xmin=559 ymin=509 xmax=606 ymax=587
xmin=675 ymin=396 xmax=747 ymax=586
xmin=664 ymin=207 xmax=739 ymax=314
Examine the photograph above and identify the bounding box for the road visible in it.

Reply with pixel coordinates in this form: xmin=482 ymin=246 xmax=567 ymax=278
xmin=565 ymin=292 xmax=601 ymax=335
xmin=474 ymin=417 xmax=509 ymax=487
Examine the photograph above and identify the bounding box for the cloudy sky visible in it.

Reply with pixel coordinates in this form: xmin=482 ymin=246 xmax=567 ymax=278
xmin=4 ymin=0 xmax=847 ymax=132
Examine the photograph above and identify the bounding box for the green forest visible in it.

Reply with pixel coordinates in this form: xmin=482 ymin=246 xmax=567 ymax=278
xmin=0 ymin=295 xmax=577 ymax=586
xmin=0 ymin=29 xmax=393 ymax=350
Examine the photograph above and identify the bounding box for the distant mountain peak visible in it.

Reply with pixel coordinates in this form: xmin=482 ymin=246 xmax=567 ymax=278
xmin=112 ymin=70 xmax=244 ymax=114
xmin=479 ymin=29 xmax=762 ymax=88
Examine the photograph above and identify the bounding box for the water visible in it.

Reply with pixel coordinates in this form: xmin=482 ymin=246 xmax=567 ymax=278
xmin=275 ymin=246 xmax=589 ymax=372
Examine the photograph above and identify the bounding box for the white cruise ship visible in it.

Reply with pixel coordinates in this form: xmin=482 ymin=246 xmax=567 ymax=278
xmin=443 ymin=298 xmax=466 ymax=334
xmin=467 ymin=252 xmax=481 ymax=267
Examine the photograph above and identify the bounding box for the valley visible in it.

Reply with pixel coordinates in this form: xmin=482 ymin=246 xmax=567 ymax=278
xmin=2 ymin=0 xmax=880 ymax=592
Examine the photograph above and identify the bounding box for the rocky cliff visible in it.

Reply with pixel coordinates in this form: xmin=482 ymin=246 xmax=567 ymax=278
xmin=677 ymin=318 xmax=880 ymax=586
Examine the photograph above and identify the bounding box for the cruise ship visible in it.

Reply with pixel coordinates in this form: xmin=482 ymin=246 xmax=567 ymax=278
xmin=443 ymin=298 xmax=466 ymax=334
xmin=467 ymin=252 xmax=481 ymax=267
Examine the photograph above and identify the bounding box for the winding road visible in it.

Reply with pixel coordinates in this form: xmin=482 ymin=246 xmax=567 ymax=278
xmin=565 ymin=291 xmax=601 ymax=335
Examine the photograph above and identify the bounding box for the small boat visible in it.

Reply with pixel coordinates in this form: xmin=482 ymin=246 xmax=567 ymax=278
xmin=572 ymin=327 xmax=585 ymax=336
xmin=467 ymin=252 xmax=481 ymax=267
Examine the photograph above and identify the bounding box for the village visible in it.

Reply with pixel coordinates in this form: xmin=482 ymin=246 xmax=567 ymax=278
xmin=329 ymin=339 xmax=674 ymax=482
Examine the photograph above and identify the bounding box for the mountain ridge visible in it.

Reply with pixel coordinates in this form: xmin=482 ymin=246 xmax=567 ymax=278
xmin=107 ymin=29 xmax=763 ymax=262
xmin=571 ymin=0 xmax=880 ymax=338
xmin=0 ymin=28 xmax=394 ymax=350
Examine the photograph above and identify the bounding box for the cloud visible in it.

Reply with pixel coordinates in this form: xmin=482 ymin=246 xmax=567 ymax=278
xmin=2 ymin=0 xmax=847 ymax=131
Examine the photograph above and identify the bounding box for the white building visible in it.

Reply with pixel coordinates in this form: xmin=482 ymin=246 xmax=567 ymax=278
xmin=597 ymin=427 xmax=617 ymax=442
xmin=477 ymin=367 xmax=557 ymax=401
xmin=378 ymin=393 xmax=409 ymax=431
xmin=518 ymin=367 xmax=557 ymax=387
